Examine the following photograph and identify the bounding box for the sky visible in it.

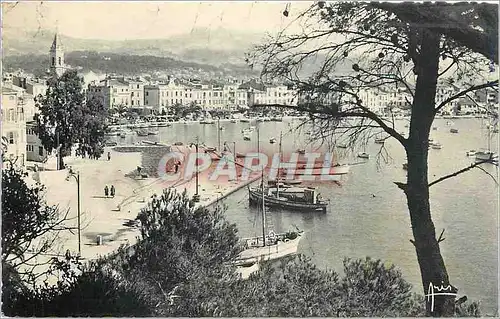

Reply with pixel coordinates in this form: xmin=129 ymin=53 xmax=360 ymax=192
xmin=2 ymin=1 xmax=314 ymax=40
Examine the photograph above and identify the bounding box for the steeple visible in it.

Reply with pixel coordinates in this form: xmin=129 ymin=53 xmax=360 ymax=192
xmin=49 ymin=29 xmax=65 ymax=77
xmin=50 ymin=33 xmax=63 ymax=51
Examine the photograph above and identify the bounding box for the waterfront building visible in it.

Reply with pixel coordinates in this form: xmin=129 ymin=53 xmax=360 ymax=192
xmin=87 ymin=77 xmax=130 ymax=109
xmin=1 ymin=86 xmax=27 ymax=166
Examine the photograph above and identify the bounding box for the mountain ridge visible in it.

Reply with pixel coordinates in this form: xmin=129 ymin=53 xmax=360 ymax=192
xmin=2 ymin=27 xmax=266 ymax=67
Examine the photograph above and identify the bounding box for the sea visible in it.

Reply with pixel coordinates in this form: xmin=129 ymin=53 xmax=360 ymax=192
xmin=115 ymin=117 xmax=499 ymax=315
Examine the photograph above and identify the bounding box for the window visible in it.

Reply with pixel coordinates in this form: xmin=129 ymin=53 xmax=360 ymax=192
xmin=52 ymin=57 xmax=55 ymax=66
xmin=137 ymin=85 xmax=140 ymax=89
xmin=58 ymin=57 xmax=62 ymax=65
xmin=131 ymin=92 xmax=134 ymax=97
xmin=39 ymin=146 xmax=43 ymax=156
xmin=175 ymin=91 xmax=178 ymax=97
xmin=146 ymin=92 xmax=149 ymax=96
xmin=131 ymin=100 xmax=134 ymax=106
xmin=113 ymin=89 xmax=117 ymax=93
xmin=9 ymin=132 xmax=14 ymax=144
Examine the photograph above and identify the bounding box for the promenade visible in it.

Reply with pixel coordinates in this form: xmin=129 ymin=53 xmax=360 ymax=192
xmin=32 ymin=145 xmax=261 ymax=263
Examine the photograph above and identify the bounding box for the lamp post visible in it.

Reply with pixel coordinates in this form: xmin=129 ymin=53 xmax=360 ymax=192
xmin=66 ymin=168 xmax=81 ymax=256
xmin=190 ymin=137 xmax=200 ymax=202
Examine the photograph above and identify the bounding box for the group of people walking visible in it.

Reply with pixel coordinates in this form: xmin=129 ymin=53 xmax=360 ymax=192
xmin=104 ymin=185 xmax=115 ymax=198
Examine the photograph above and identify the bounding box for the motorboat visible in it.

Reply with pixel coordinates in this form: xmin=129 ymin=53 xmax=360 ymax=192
xmin=475 ymin=150 xmax=498 ymax=163
xmin=248 ymin=185 xmax=328 ymax=213
xmin=374 ymin=138 xmax=385 ymax=144
xmin=466 ymin=150 xmax=477 ymax=157
xmin=270 ymin=137 xmax=276 ymax=144
xmin=431 ymin=142 xmax=442 ymax=149
xmin=358 ymin=152 xmax=370 ymax=159
xmin=450 ymin=128 xmax=459 ymax=133
xmin=402 ymin=163 xmax=408 ymax=170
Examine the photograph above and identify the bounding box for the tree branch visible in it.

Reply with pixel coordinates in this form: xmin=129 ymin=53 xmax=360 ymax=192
xmin=434 ymin=80 xmax=498 ymax=113
xmin=428 ymin=159 xmax=494 ymax=187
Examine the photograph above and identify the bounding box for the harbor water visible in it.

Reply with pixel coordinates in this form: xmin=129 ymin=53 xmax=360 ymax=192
xmin=113 ymin=117 xmax=498 ymax=315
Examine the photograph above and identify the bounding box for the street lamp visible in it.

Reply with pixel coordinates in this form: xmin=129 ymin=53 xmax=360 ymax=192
xmin=189 ymin=137 xmax=201 ymax=202
xmin=66 ymin=167 xmax=81 ymax=256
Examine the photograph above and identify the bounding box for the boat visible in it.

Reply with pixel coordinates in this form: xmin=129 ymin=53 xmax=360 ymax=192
xmin=271 ymin=117 xmax=283 ymax=122
xmin=358 ymin=152 xmax=370 ymax=159
xmin=270 ymin=137 xmax=276 ymax=144
xmin=433 ymin=126 xmax=438 ymax=131
xmin=249 ymin=186 xmax=328 ymax=213
xmin=174 ymin=142 xmax=183 ymax=146
xmin=230 ymin=119 xmax=238 ymax=123
xmin=281 ymin=163 xmax=350 ymax=177
xmin=235 ymin=128 xmax=304 ymax=270
xmin=297 ymin=149 xmax=306 ymax=154
xmin=374 ymin=138 xmax=385 ymax=144
xmin=243 ymin=134 xmax=251 ymax=141
xmin=148 ymin=130 xmax=159 ymax=135
xmin=157 ymin=122 xmax=171 ymax=127
xmin=466 ymin=150 xmax=477 ymax=157
xmin=431 ymin=142 xmax=442 ymax=149
xmin=475 ymin=151 xmax=498 ymax=163
xmin=402 ymin=163 xmax=408 ymax=170
xmin=240 ymin=118 xmax=251 ymax=123
xmin=200 ymin=119 xmax=215 ymax=124
xmin=141 ymin=140 xmax=159 ymax=146
xmin=337 ymin=143 xmax=348 ymax=149
xmin=474 ymin=118 xmax=498 ymax=164
xmin=450 ymin=128 xmax=459 ymax=133
xmin=136 ymin=129 xmax=149 ymax=136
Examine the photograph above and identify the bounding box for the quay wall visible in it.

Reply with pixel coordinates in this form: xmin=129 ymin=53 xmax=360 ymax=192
xmin=113 ymin=145 xmax=171 ymax=178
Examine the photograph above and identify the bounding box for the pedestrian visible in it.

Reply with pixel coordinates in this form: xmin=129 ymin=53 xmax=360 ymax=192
xmin=107 ymin=152 xmax=111 ymax=161
xmin=110 ymin=185 xmax=115 ymax=198
xmin=104 ymin=185 xmax=109 ymax=198
xmin=174 ymin=162 xmax=179 ymax=174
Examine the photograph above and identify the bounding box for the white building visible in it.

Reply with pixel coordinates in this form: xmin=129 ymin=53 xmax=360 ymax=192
xmin=1 ymin=86 xmax=27 ymax=166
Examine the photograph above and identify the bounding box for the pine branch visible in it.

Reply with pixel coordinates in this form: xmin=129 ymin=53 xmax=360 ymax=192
xmin=428 ymin=159 xmax=493 ymax=187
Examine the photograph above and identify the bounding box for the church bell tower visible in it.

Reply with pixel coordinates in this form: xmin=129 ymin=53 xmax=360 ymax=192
xmin=49 ymin=33 xmax=65 ymax=77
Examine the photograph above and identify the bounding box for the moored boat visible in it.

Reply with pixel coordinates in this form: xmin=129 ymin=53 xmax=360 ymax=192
xmin=270 ymin=137 xmax=276 ymax=144
xmin=431 ymin=142 xmax=442 ymax=149
xmin=249 ymin=186 xmax=328 ymax=213
xmin=374 ymin=138 xmax=385 ymax=144
xmin=136 ymin=129 xmax=149 ymax=136
xmin=450 ymin=128 xmax=459 ymax=133
xmin=475 ymin=150 xmax=498 ymax=162
xmin=466 ymin=150 xmax=477 ymax=157
xmin=357 ymin=152 xmax=370 ymax=159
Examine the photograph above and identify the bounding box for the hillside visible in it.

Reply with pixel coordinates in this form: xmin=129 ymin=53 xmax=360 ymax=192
xmin=2 ymin=51 xmax=259 ymax=78
xmin=2 ymin=27 xmax=265 ymax=67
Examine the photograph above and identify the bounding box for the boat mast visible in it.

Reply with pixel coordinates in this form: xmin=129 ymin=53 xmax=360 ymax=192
xmin=258 ymin=127 xmax=266 ymax=247
xmin=277 ymin=131 xmax=283 ymax=198
xmin=217 ymin=118 xmax=221 ymax=152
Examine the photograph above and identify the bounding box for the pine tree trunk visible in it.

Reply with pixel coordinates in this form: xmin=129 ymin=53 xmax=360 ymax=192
xmin=405 ymin=29 xmax=455 ymax=317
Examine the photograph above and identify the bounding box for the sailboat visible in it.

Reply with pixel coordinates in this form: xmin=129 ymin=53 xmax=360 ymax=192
xmin=475 ymin=117 xmax=498 ymax=163
xmin=235 ymin=128 xmax=304 ymax=268
xmin=248 ymin=131 xmax=329 ymax=213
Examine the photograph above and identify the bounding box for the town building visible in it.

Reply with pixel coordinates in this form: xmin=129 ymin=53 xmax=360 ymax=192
xmin=1 ymin=86 xmax=27 ymax=166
